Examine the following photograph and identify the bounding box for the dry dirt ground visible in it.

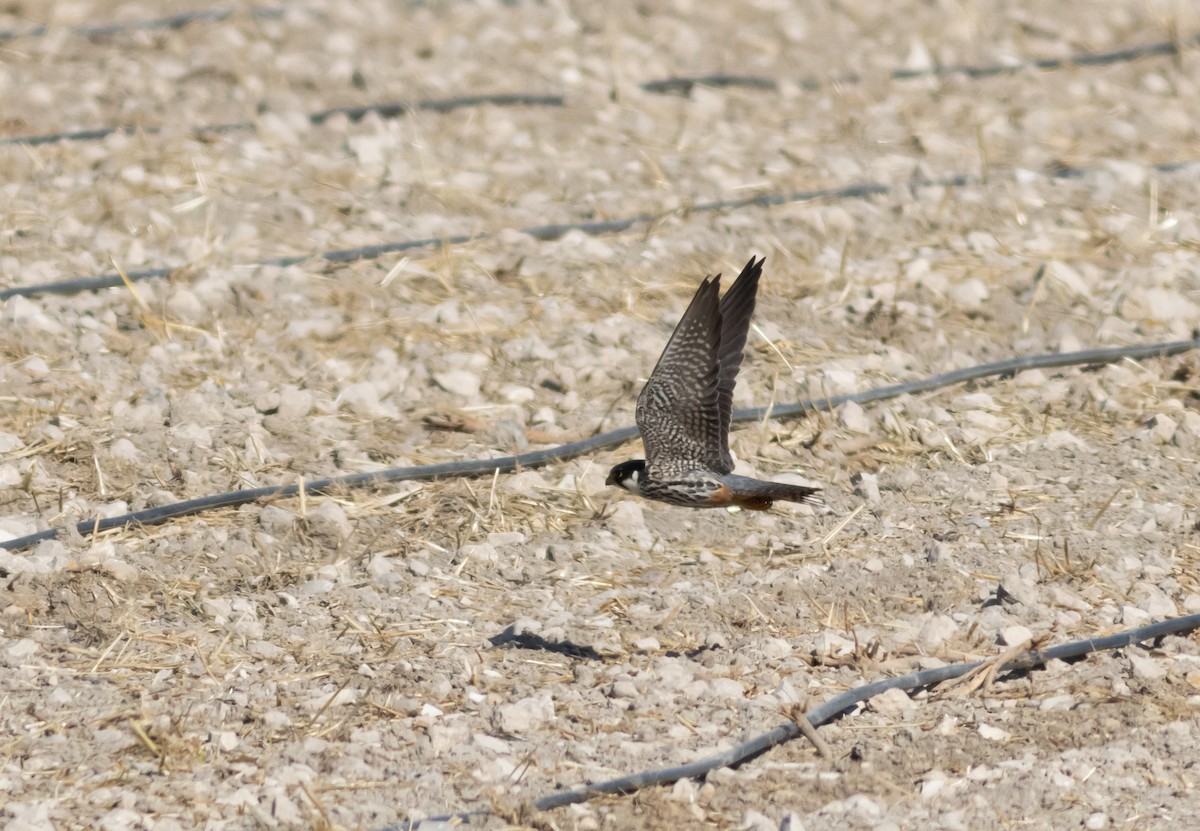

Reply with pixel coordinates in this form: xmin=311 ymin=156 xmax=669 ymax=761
xmin=3 ymin=1 xmax=1200 ymax=830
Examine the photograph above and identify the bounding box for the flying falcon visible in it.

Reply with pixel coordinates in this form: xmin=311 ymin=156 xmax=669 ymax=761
xmin=606 ymin=256 xmax=821 ymax=511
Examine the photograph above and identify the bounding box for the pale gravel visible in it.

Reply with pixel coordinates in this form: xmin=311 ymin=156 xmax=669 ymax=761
xmin=2 ymin=1 xmax=1200 ymax=831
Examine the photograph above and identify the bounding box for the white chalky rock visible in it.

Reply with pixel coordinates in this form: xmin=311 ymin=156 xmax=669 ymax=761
xmin=819 ymin=794 xmax=883 ymax=818
xmin=503 ymin=469 xmax=549 ymax=496
xmin=500 ymin=384 xmax=535 ymax=403
xmin=1120 ymin=605 xmax=1151 ymax=627
xmin=852 ymin=472 xmax=881 ymax=505
xmin=739 ymin=809 xmax=776 ymax=831
xmin=366 ymin=555 xmax=394 ymax=578
xmin=109 ymin=438 xmax=141 ymax=462
xmin=838 ymin=400 xmax=871 ymax=433
xmin=170 ymin=423 xmax=212 ymax=450
xmin=759 ymin=637 xmax=793 ymax=660
xmin=917 ymin=614 xmax=958 ymax=649
xmin=21 ymin=356 xmax=50 ymax=378
xmin=1129 ymin=654 xmax=1166 ymax=680
xmin=6 ymin=638 xmax=38 ymax=659
xmin=918 ymin=426 xmax=950 ymax=448
xmin=978 ymin=723 xmax=1010 ymax=742
xmin=963 ymin=410 xmax=1011 ymax=432
xmin=433 ymin=370 xmax=482 ymax=398
xmin=885 ymin=468 xmax=921 ymax=490
xmin=4 ymin=295 xmax=65 ymax=334
xmin=999 ymin=574 xmax=1040 ymax=606
xmin=461 ymin=543 xmax=498 ymax=565
xmin=708 ymin=678 xmax=745 ymax=701
xmin=302 ymin=688 xmax=358 ymax=710
xmin=305 ymin=501 xmax=352 ymax=541
xmin=300 ymin=579 xmax=334 ymax=596
xmin=773 ymin=677 xmax=802 ymax=704
xmin=167 ymin=288 xmax=205 ymax=323
xmin=336 ymin=382 xmax=396 ymax=418
xmin=259 ymin=505 xmax=296 ymax=535
xmin=473 ymin=733 xmax=511 ymax=755
xmin=1047 ymin=261 xmax=1090 ymax=296
xmin=1040 ymin=694 xmax=1074 ymax=711
xmin=254 ymin=391 xmax=281 ymax=413
xmin=1138 ymin=288 xmax=1200 ymax=322
xmin=606 ymin=501 xmax=653 ymax=548
xmin=277 ymin=387 xmax=314 ymax=420
xmin=202 ymin=598 xmax=234 ymax=623
xmin=97 ymin=807 xmax=146 ymax=831
xmin=1047 ymin=586 xmax=1091 ymax=612
xmin=4 ymin=801 xmax=54 ymax=831
xmin=212 ymin=730 xmax=239 ymax=752
xmin=1043 ymin=430 xmax=1091 ymax=452
xmin=670 ymin=777 xmax=699 ymax=803
xmin=495 ymin=696 xmax=555 ymax=733
xmin=814 ymin=631 xmax=855 ymax=656
xmin=609 ymin=680 xmax=638 ymax=699
xmin=869 ymin=687 xmax=914 ymax=717
xmin=1147 ymin=413 xmax=1177 ymax=444
xmin=817 ymin=368 xmax=857 ymax=395
xmin=947 ymin=277 xmax=988 ymax=308
xmin=999 ymin=625 xmax=1033 ymax=647
xmin=1138 ymin=590 xmax=1177 ymax=619
xmin=101 ymin=558 xmax=138 ymax=583
xmin=951 ymin=392 xmax=997 ymax=411
xmin=96 ymin=501 xmax=129 ymax=519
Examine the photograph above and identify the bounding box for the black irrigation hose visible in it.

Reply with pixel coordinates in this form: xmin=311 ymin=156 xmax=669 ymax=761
xmin=3 ymin=338 xmax=1197 ymax=553
xmin=640 ymin=74 xmax=782 ymax=95
xmin=3 ymin=29 xmax=1195 ymax=146
xmin=0 ymin=231 xmax=487 ymax=300
xmin=0 ymin=4 xmax=287 ymax=41
xmin=753 ymin=338 xmax=1200 ymax=421
xmin=385 ymin=613 xmax=1200 ymax=829
xmin=0 ymin=92 xmax=566 ymax=148
xmin=5 ymin=159 xmax=1200 ymax=301
xmin=641 ymin=33 xmax=1200 ymax=95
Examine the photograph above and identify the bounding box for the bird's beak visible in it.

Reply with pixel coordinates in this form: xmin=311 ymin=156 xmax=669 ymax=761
xmin=605 ymin=471 xmax=617 ymax=486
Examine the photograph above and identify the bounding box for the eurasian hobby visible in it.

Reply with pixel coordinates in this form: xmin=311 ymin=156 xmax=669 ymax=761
xmin=606 ymin=256 xmax=821 ymax=510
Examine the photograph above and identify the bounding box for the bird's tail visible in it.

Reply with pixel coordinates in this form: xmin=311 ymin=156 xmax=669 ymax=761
xmin=723 ymin=475 xmax=822 ymax=510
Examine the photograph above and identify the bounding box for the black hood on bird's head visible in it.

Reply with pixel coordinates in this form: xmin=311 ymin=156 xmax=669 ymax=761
xmin=606 ymin=459 xmax=645 ymax=487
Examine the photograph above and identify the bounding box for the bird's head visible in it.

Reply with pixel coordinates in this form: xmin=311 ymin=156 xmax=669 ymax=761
xmin=606 ymin=460 xmax=645 ymax=494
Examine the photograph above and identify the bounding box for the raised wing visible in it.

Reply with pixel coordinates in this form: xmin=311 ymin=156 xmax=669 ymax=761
xmin=635 ymin=274 xmax=724 ymax=474
xmin=712 ymin=256 xmax=763 ymax=473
